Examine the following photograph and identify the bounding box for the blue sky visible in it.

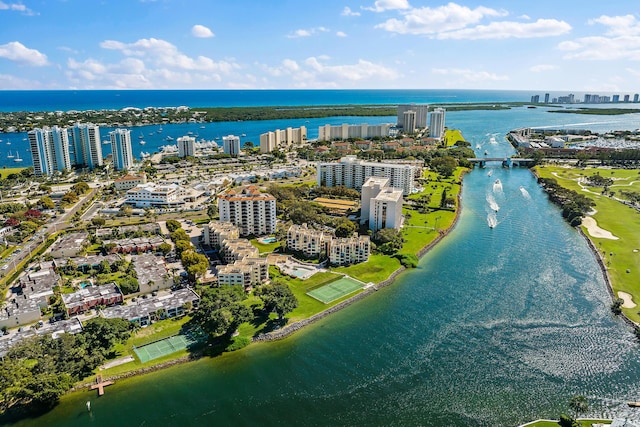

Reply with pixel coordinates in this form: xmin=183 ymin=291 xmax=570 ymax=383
xmin=0 ymin=0 xmax=638 ymax=91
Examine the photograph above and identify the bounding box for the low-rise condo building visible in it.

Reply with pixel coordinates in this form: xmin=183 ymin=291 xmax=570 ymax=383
xmin=327 ymin=235 xmax=371 ymax=266
xmin=114 ymin=173 xmax=147 ymax=191
xmin=202 ymin=221 xmax=240 ymax=248
xmin=220 ymin=239 xmax=260 ymax=264
xmin=287 ymin=224 xmax=326 ymax=258
xmin=217 ymin=258 xmax=269 ymax=290
xmin=126 ymin=183 xmax=186 ymax=208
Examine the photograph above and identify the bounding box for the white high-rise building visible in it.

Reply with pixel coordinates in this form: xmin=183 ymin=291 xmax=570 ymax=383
xmin=223 ymin=135 xmax=241 ymax=156
xmin=110 ymin=128 xmax=134 ymax=171
xmin=218 ymin=186 xmax=276 ymax=236
xmin=397 ymin=104 xmax=428 ymax=128
xmin=360 ymin=177 xmax=390 ymax=224
xmin=369 ymin=187 xmax=404 ymax=232
xmin=403 ymin=111 xmax=416 ymax=133
xmin=317 ymin=123 xmax=392 ymax=141
xmin=28 ymin=126 xmax=72 ymax=177
xmin=429 ymin=108 xmax=446 ymax=138
xmin=71 ymin=123 xmax=103 ymax=170
xmin=317 ymin=156 xmax=415 ymax=195
xmin=177 ymin=135 xmax=196 ymax=158
xmin=259 ymin=126 xmax=307 ymax=153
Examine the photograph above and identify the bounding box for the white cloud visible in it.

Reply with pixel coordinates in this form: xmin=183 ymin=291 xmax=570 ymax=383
xmin=438 ymin=18 xmax=571 ymax=40
xmin=432 ymin=68 xmax=508 ymax=82
xmin=0 ymin=73 xmax=44 ymax=89
xmin=376 ymin=2 xmax=507 ymax=35
xmin=530 ymin=64 xmax=557 ymax=72
xmin=588 ymin=15 xmax=640 ymax=37
xmin=336 ymin=31 xmax=347 ymax=37
xmin=100 ymin=38 xmax=237 ymax=72
xmin=363 ymin=0 xmax=410 ymax=13
xmin=0 ymin=41 xmax=48 ymax=66
xmin=557 ymin=15 xmax=640 ymax=61
xmin=257 ymin=57 xmax=399 ymax=88
xmin=191 ymin=24 xmax=215 ymax=38
xmin=341 ymin=6 xmax=360 ymax=17
xmin=287 ymin=27 xmax=330 ymax=38
xmin=0 ymin=1 xmax=36 ymax=15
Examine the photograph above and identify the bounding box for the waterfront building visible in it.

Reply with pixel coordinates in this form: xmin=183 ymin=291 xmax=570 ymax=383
xmin=403 ymin=110 xmax=417 ymax=133
xmin=220 ymin=239 xmax=260 ymax=264
xmin=218 ymin=186 xmax=276 ymax=236
xmin=217 ymin=258 xmax=269 ymax=290
xmin=28 ymin=126 xmax=72 ymax=177
xmin=71 ymin=123 xmax=102 ymax=170
xmin=327 ymin=235 xmax=370 ymax=266
xmin=287 ymin=224 xmax=326 ymax=258
xmin=531 ymin=95 xmax=540 ymax=103
xmin=223 ymin=135 xmax=241 ymax=156
xmin=544 ymin=93 xmax=550 ymax=104
xmin=125 ymin=182 xmax=185 ymax=208
xmin=360 ymin=177 xmax=389 ymax=224
xmin=259 ymin=126 xmax=307 ymax=153
xmin=61 ymin=283 xmax=123 ymax=317
xmin=101 ymin=288 xmax=199 ymax=327
xmin=177 ymin=135 xmax=196 ymax=158
xmin=635 ymin=94 xmax=639 ymax=103
xmin=429 ymin=108 xmax=446 ymax=139
xmin=584 ymin=94 xmax=592 ymax=103
xmin=317 ymin=123 xmax=392 ymax=141
xmin=397 ymin=104 xmax=428 ymax=128
xmin=114 ymin=173 xmax=147 ymax=191
xmin=624 ymin=95 xmax=630 ymax=103
xmin=369 ymin=187 xmax=404 ymax=232
xmin=203 ymin=221 xmax=240 ymax=248
xmin=110 ymin=128 xmax=134 ymax=171
xmin=613 ymin=95 xmax=620 ymax=103
xmin=317 ymin=155 xmax=415 ymax=195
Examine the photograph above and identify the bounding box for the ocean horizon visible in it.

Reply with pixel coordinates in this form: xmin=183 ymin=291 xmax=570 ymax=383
xmin=0 ymin=88 xmax=592 ymax=112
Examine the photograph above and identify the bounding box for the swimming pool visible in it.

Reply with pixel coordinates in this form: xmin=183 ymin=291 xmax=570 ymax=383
xmin=260 ymin=237 xmax=277 ymax=244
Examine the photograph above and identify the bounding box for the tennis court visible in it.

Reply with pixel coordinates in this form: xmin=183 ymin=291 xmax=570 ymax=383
xmin=306 ymin=276 xmax=363 ymax=304
xmin=134 ymin=332 xmax=201 ymax=363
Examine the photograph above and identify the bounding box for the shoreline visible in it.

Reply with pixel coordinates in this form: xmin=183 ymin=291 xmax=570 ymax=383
xmin=84 ymin=172 xmax=466 ymax=385
xmin=530 ymin=168 xmax=639 ymax=330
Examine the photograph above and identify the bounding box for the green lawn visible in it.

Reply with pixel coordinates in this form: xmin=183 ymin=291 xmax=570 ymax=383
xmin=444 ymin=129 xmax=465 ymax=147
xmin=249 ymin=237 xmax=281 ymax=254
xmin=535 ymin=166 xmax=640 ymax=322
xmin=335 ymin=254 xmax=402 ymax=284
xmin=0 ymin=167 xmax=26 ymax=179
xmin=523 ymin=420 xmax=610 ymax=427
xmin=99 ymin=315 xmax=194 ymax=377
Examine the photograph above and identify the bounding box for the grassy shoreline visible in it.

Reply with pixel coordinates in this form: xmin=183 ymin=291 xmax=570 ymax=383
xmin=533 ymin=166 xmax=640 ymax=323
xmin=72 ymin=167 xmax=467 ymax=389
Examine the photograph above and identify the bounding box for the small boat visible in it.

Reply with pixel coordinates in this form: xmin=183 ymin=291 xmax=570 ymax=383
xmin=14 ymin=152 xmax=22 ymax=162
xmin=241 ymin=133 xmax=247 ymax=137
xmin=628 ymin=401 xmax=640 ymax=407
xmin=102 ymin=140 xmax=110 ymax=145
xmin=6 ymin=150 xmax=14 ymax=159
xmin=165 ymin=136 xmax=174 ymax=141
xmin=487 ymin=170 xmax=493 ymax=177
xmin=86 ymin=401 xmax=91 ymax=411
xmin=6 ymin=141 xmax=11 ymax=145
xmin=494 ymin=179 xmax=501 ymax=185
xmin=200 ymin=125 xmax=206 ymax=129
xmin=187 ymin=131 xmax=193 ymax=135
xmin=138 ymin=132 xmax=144 ymax=139
xmin=157 ymin=127 xmax=163 ymax=133
xmin=484 ymin=150 xmax=488 ymax=155
xmin=139 ymin=140 xmax=146 ymax=145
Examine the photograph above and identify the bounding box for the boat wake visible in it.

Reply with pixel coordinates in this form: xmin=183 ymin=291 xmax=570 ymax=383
xmin=493 ymin=179 xmax=503 ymax=193
xmin=487 ymin=211 xmax=498 ymax=229
xmin=519 ymin=186 xmax=531 ymax=200
xmin=486 ymin=193 xmax=500 ymax=212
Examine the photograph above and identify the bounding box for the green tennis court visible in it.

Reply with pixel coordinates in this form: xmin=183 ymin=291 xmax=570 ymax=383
xmin=134 ymin=333 xmax=199 ymax=363
xmin=307 ymin=276 xmax=363 ymax=304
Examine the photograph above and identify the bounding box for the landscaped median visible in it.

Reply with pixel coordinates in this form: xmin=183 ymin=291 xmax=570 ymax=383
xmin=534 ymin=166 xmax=640 ymax=323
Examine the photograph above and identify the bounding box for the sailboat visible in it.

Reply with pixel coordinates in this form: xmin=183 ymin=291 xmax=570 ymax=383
xmin=14 ymin=152 xmax=23 ymax=162
xmin=139 ymin=132 xmax=144 ymax=139
xmin=6 ymin=150 xmax=14 ymax=159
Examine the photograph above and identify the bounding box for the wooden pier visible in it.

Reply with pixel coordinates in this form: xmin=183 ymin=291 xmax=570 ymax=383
xmin=90 ymin=374 xmax=114 ymax=396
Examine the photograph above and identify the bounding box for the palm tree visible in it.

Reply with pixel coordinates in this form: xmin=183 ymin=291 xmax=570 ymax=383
xmin=569 ymin=395 xmax=588 ymax=420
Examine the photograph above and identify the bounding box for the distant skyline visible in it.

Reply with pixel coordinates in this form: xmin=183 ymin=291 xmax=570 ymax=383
xmin=0 ymin=0 xmax=638 ymax=92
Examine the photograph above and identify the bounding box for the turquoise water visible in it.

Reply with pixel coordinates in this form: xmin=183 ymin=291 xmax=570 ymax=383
xmin=6 ymin=102 xmax=640 ymax=426
xmin=260 ymin=237 xmax=277 ymax=244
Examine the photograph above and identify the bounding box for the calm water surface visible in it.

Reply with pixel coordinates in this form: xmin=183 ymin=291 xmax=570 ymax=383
xmin=6 ymin=106 xmax=640 ymax=427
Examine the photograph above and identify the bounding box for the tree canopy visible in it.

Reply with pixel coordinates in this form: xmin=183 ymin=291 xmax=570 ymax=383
xmin=256 ymin=281 xmax=298 ymax=320
xmin=191 ymin=286 xmax=253 ymax=338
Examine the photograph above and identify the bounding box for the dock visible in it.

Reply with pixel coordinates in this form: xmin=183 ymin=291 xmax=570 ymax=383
xmin=628 ymin=402 xmax=640 ymax=407
xmin=90 ymin=374 xmax=114 ymax=396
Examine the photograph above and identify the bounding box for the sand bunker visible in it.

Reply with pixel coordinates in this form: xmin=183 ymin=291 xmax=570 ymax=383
xmin=582 ymin=217 xmax=619 ymax=240
xmin=618 ymin=291 xmax=637 ymax=309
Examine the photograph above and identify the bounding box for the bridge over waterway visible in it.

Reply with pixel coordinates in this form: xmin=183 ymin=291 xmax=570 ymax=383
xmin=467 ymin=157 xmax=534 ymax=168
